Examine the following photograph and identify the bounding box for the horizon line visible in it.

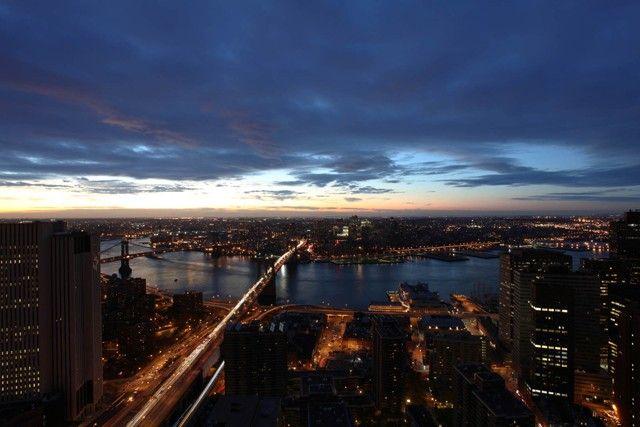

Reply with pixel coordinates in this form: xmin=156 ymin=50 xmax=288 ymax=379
xmin=0 ymin=207 xmax=628 ymax=220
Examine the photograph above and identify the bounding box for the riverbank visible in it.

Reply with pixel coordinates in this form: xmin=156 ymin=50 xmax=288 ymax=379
xmin=327 ymin=256 xmax=406 ymax=265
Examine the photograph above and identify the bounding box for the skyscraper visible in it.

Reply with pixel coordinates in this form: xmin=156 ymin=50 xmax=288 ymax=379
xmin=372 ymin=317 xmax=406 ymax=415
xmin=50 ymin=231 xmax=102 ymax=420
xmin=526 ymin=276 xmax=573 ymax=400
xmin=0 ymin=221 xmax=102 ymax=421
xmin=498 ymin=248 xmax=572 ymax=349
xmin=608 ymin=287 xmax=640 ymax=427
xmin=428 ymin=331 xmax=483 ymax=402
xmin=610 ymin=210 xmax=640 ymax=260
xmin=609 ymin=211 xmax=640 ymax=290
xmin=582 ymin=257 xmax=626 ymax=368
xmin=223 ymin=321 xmax=287 ymax=397
xmin=511 ymin=268 xmax=538 ymax=384
xmin=526 ymin=266 xmax=605 ymax=403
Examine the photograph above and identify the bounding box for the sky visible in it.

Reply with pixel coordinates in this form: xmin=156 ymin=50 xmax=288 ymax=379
xmin=1 ymin=1 xmax=639 ymax=217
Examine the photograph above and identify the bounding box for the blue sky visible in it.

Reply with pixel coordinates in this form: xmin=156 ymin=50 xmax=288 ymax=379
xmin=1 ymin=1 xmax=639 ymax=216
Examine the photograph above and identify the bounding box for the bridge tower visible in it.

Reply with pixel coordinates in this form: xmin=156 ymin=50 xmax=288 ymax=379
xmin=257 ymin=258 xmax=277 ymax=306
xmin=118 ymin=238 xmax=132 ymax=278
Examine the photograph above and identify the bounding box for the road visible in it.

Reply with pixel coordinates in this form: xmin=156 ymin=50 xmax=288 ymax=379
xmin=90 ymin=320 xmax=220 ymax=426
xmin=313 ymin=314 xmax=352 ymax=368
xmin=254 ymin=302 xmax=496 ymax=322
xmin=124 ymin=240 xmax=306 ymax=427
xmin=451 ymin=294 xmax=499 ymax=320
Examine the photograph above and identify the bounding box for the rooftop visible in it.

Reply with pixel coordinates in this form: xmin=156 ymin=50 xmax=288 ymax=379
xmin=455 ymin=364 xmax=532 ymax=420
xmin=420 ymin=315 xmax=465 ymax=331
xmin=306 ymin=400 xmax=352 ymax=427
xmin=226 ymin=321 xmax=285 ymax=334
xmin=204 ymin=395 xmax=280 ymax=427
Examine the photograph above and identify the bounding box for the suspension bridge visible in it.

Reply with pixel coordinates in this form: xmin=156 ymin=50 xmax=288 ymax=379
xmin=99 ymin=239 xmax=185 ymax=263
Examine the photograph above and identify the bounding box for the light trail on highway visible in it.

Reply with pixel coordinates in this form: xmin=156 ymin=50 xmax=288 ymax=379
xmin=126 ymin=240 xmax=306 ymax=427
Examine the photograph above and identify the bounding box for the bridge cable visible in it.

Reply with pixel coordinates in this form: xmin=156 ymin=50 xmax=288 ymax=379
xmin=99 ymin=241 xmax=121 ymax=254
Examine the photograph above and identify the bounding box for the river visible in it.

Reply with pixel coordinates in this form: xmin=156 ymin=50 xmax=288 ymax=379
xmin=100 ymin=238 xmax=601 ymax=310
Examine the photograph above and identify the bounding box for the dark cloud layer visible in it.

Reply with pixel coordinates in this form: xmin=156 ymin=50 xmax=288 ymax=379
xmin=1 ymin=1 xmax=639 ymax=201
xmin=444 ymin=162 xmax=640 ymax=188
xmin=514 ymin=190 xmax=640 ymax=203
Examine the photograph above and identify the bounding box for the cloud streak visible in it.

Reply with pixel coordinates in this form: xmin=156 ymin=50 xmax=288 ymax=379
xmin=444 ymin=162 xmax=640 ymax=188
xmin=0 ymin=58 xmax=196 ymax=148
xmin=513 ymin=190 xmax=640 ymax=203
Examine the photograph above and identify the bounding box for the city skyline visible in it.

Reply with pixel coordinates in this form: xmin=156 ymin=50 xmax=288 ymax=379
xmin=1 ymin=2 xmax=640 ymax=217
xmin=1 ymin=212 xmax=637 ymax=425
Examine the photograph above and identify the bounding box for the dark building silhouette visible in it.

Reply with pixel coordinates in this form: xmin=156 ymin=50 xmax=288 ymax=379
xmin=606 ymin=211 xmax=640 ymax=292
xmin=525 ymin=266 xmax=606 ymax=404
xmin=511 ymin=268 xmax=538 ymax=384
xmin=581 ymin=211 xmax=640 ymax=404
xmin=513 ymin=265 xmax=607 ymax=399
xmin=223 ymin=321 xmax=287 ymax=397
xmin=582 ymin=257 xmax=630 ymax=367
xmin=305 ymin=398 xmax=353 ymax=427
xmin=203 ymin=395 xmax=281 ymax=426
xmin=0 ymin=221 xmax=102 ymax=421
xmin=371 ymin=317 xmax=406 ymax=415
xmin=172 ymin=290 xmax=203 ymax=321
xmin=527 ymin=277 xmax=574 ymax=400
xmin=610 ymin=210 xmax=640 ymax=260
xmin=498 ymin=248 xmax=572 ymax=349
xmin=453 ymin=364 xmax=534 ymax=427
xmin=609 ymin=287 xmax=640 ymax=427
xmin=102 ymin=275 xmax=155 ymax=359
xmin=428 ymin=331 xmax=483 ymax=402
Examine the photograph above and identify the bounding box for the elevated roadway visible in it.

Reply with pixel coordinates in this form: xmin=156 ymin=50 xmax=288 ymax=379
xmin=124 ymin=240 xmax=306 ymax=427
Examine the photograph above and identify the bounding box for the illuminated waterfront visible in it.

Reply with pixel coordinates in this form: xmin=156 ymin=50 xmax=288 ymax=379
xmin=101 ymin=239 xmax=600 ymax=309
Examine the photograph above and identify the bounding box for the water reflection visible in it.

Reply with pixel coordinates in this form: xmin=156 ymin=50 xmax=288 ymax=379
xmin=101 ymin=239 xmax=603 ymax=310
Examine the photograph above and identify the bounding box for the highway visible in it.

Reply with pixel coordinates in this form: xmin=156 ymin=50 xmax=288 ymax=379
xmin=254 ymin=303 xmax=497 ymax=321
xmin=90 ymin=319 xmax=221 ymax=427
xmin=125 ymin=240 xmax=306 ymax=427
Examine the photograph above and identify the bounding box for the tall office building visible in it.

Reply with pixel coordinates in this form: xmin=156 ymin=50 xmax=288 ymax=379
xmin=498 ymin=248 xmax=572 ymax=349
xmin=606 ymin=211 xmax=640 ymax=293
xmin=50 ymin=231 xmax=102 ymax=420
xmin=511 ymin=268 xmax=538 ymax=384
xmin=582 ymin=211 xmax=640 ymax=382
xmin=223 ymin=321 xmax=287 ymax=397
xmin=546 ymin=269 xmax=602 ymax=373
xmin=608 ymin=287 xmax=639 ymax=427
xmin=102 ymin=276 xmax=155 ymax=360
xmin=610 ymin=211 xmax=640 ymax=260
xmin=372 ymin=317 xmax=406 ymax=414
xmin=453 ymin=364 xmax=534 ymax=427
xmin=582 ymin=257 xmax=627 ymax=368
xmin=555 ymin=268 xmax=610 ymax=405
xmin=526 ymin=266 xmax=604 ymax=403
xmin=428 ymin=331 xmax=483 ymax=402
xmin=526 ymin=277 xmax=573 ymax=400
xmin=514 ymin=265 xmax=608 ymax=401
xmin=0 ymin=222 xmax=102 ymax=421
